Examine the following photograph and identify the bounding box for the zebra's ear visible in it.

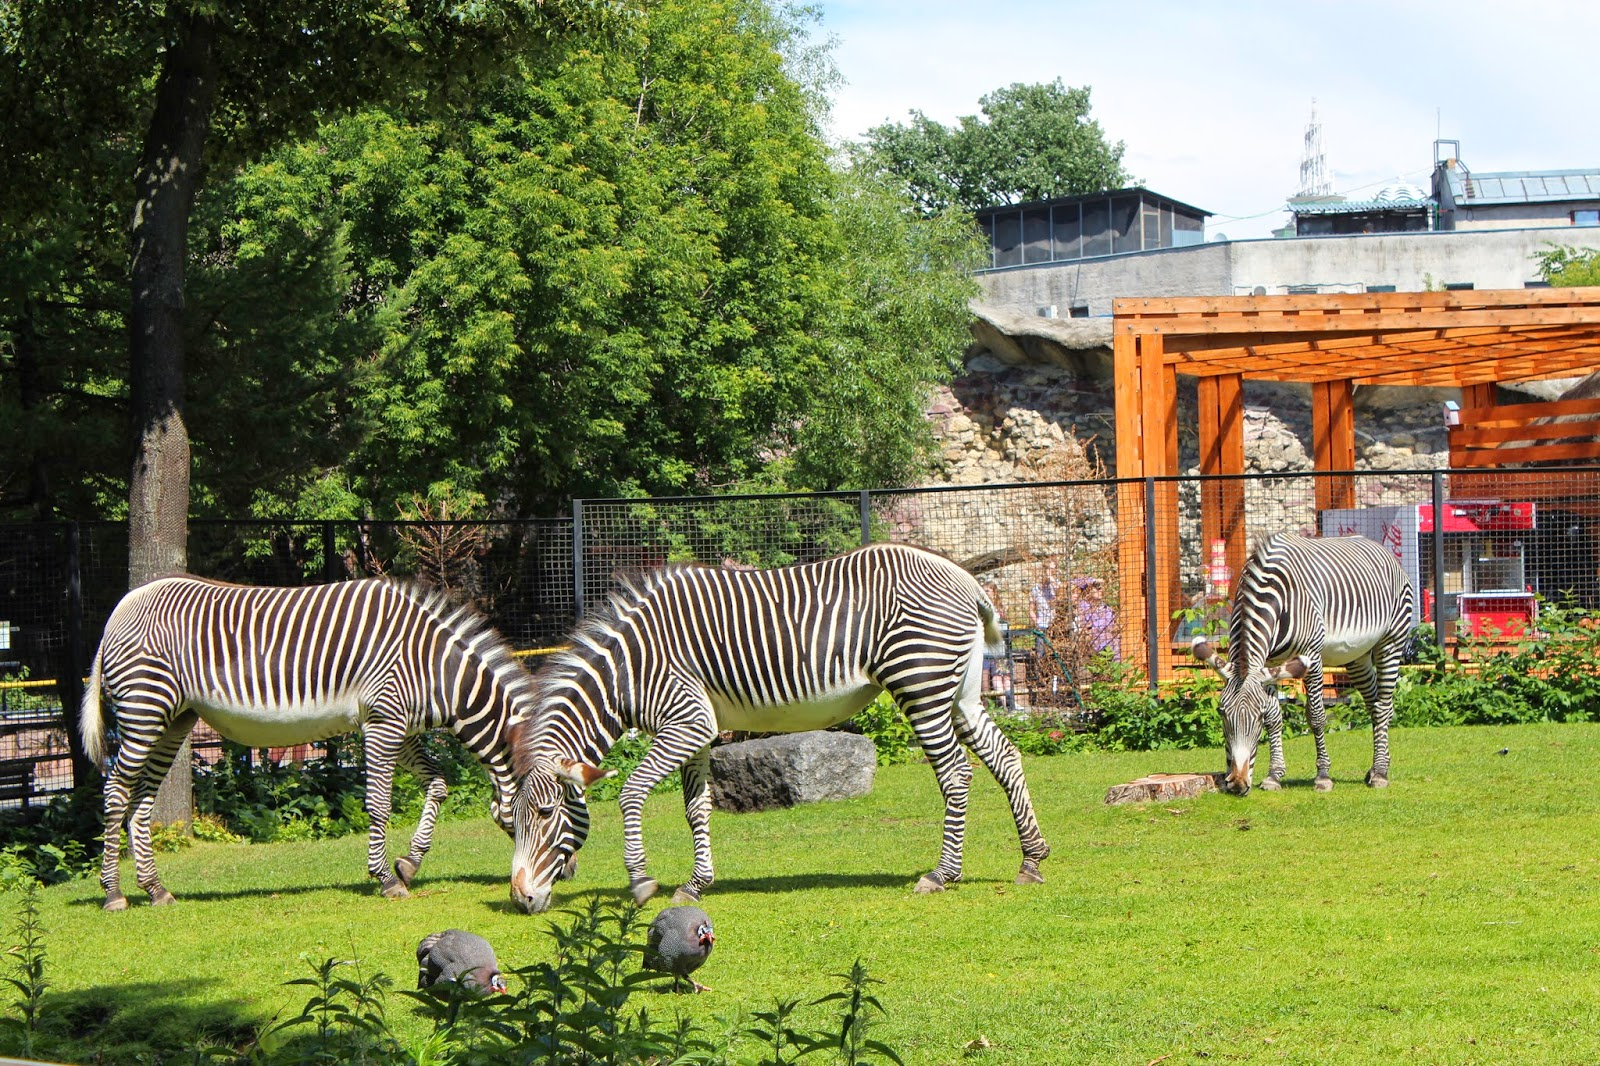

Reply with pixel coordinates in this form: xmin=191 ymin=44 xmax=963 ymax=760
xmin=1190 ymin=637 xmax=1232 ymax=679
xmin=552 ymin=758 xmax=616 ymax=790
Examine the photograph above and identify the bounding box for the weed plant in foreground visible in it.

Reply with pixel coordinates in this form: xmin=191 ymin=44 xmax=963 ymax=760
xmin=12 ymin=722 xmax=1600 ymax=1064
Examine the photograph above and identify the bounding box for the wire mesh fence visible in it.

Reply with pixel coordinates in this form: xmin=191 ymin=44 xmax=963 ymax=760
xmin=9 ymin=464 xmax=1600 ymax=799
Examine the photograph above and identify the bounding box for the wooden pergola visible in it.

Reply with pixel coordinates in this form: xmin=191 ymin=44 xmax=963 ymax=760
xmin=1110 ymin=288 xmax=1600 ymax=676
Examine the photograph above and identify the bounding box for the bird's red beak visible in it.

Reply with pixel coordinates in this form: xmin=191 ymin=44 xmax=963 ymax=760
xmin=701 ymin=932 xmax=715 ymax=946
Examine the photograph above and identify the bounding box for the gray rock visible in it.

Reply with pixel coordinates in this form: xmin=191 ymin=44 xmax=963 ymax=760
xmin=708 ymin=731 xmax=877 ymax=813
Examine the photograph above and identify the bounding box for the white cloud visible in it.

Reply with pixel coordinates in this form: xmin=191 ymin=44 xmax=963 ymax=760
xmin=814 ymin=0 xmax=1600 ymax=238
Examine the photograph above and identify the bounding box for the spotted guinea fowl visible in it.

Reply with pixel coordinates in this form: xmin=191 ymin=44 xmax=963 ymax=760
xmin=644 ymin=906 xmax=715 ymax=992
xmin=416 ymin=929 xmax=509 ymax=994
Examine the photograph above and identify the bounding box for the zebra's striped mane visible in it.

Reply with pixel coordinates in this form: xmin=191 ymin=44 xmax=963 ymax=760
xmin=393 ymin=579 xmax=539 ymax=717
xmin=511 ymin=562 xmax=711 ymax=776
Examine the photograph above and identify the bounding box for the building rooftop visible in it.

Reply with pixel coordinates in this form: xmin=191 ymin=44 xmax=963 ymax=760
xmin=1442 ymin=166 xmax=1600 ymax=205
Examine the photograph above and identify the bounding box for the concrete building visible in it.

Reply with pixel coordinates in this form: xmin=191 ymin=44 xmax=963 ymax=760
xmin=975 ymin=145 xmax=1600 ymax=320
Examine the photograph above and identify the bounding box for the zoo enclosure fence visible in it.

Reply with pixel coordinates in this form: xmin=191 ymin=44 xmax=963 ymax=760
xmin=6 ymin=464 xmax=1598 ymax=803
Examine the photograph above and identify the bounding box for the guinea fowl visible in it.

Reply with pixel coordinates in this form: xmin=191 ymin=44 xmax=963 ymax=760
xmin=416 ymin=929 xmax=509 ymax=994
xmin=644 ymin=906 xmax=716 ymax=992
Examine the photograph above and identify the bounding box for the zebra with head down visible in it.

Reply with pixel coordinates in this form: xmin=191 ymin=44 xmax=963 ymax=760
xmin=503 ymin=542 xmax=1052 ymax=914
xmin=1192 ymin=533 xmax=1414 ymax=796
xmin=80 ymin=575 xmax=584 ymax=910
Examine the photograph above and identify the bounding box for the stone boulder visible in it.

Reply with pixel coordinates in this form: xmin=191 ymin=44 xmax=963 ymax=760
xmin=708 ymin=731 xmax=876 ymax=813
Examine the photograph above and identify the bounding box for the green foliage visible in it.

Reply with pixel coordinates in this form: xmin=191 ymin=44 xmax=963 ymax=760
xmin=587 ymin=730 xmax=683 ymax=803
xmin=856 ymin=79 xmax=1130 ymax=216
xmin=0 ymin=787 xmax=102 ymax=886
xmin=849 ymin=693 xmax=921 ymax=766
xmin=0 ymin=881 xmax=47 ymax=1059
xmin=1533 ymin=243 xmax=1600 ymax=286
xmin=192 ymin=734 xmax=495 ymax=844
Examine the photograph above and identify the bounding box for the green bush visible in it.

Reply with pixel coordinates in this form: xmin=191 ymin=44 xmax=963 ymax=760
xmin=849 ymin=692 xmax=920 ymax=766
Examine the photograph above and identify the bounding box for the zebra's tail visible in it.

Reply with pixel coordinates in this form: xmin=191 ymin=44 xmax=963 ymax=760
xmin=80 ymin=641 xmax=107 ymax=765
xmin=974 ymin=583 xmax=1006 ymax=658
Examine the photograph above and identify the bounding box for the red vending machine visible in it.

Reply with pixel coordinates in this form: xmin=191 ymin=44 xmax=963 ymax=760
xmin=1319 ymin=500 xmax=1537 ymax=638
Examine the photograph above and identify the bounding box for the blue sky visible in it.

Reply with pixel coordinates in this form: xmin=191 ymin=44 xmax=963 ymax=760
xmin=811 ymin=1 xmax=1600 ymax=239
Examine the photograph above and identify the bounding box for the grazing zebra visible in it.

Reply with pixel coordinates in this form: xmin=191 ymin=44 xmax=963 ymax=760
xmin=504 ymin=543 xmax=1051 ymax=915
xmin=1191 ymin=533 xmax=1414 ymax=795
xmin=80 ymin=576 xmax=569 ymax=910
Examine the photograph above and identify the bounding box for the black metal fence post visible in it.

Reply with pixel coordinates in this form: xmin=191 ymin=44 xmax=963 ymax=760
xmin=322 ymin=521 xmax=341 ymax=583
xmin=63 ymin=520 xmax=91 ymax=787
xmin=1145 ymin=476 xmax=1160 ymax=691
xmin=571 ymin=499 xmax=586 ymax=622
xmin=859 ymin=490 xmax=871 ymax=547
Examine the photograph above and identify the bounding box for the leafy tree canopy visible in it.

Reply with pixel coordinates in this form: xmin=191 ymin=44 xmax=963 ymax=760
xmin=856 ymin=79 xmax=1131 ymax=215
xmin=1535 ymin=244 xmax=1600 ymax=286
xmin=3 ymin=0 xmax=981 ymax=522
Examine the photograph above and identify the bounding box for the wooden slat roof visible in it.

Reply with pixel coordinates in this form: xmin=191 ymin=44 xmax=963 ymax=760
xmin=1113 ymin=288 xmax=1600 ymax=386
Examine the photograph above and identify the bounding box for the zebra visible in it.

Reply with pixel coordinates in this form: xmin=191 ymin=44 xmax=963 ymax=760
xmin=1190 ymin=532 xmax=1414 ymax=796
xmin=79 ymin=575 xmax=573 ymax=910
xmin=503 ymin=542 xmax=1051 ymax=915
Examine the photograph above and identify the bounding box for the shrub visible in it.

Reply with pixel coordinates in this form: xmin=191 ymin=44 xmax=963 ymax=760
xmin=848 ymin=692 xmax=920 ymax=766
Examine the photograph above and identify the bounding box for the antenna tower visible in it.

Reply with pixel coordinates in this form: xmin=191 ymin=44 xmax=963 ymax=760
xmin=1298 ymin=99 xmax=1332 ymax=197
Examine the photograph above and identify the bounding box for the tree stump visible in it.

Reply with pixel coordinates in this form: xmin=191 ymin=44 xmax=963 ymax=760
xmin=1103 ymin=772 xmax=1223 ymax=805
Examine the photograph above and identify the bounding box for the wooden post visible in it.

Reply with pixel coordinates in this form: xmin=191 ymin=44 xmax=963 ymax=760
xmin=1197 ymin=373 xmax=1247 ymax=598
xmin=1113 ymin=330 xmax=1148 ymax=671
xmin=1312 ymin=379 xmax=1356 ymax=512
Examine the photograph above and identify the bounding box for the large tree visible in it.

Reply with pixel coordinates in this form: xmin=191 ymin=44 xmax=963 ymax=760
xmin=3 ymin=0 xmax=602 ymax=821
xmin=181 ymin=0 xmax=979 ymax=518
xmin=858 ymin=79 xmax=1130 ymax=215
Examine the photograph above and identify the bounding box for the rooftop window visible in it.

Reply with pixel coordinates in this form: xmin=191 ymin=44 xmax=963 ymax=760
xmin=974 ymin=188 xmax=1209 ymax=269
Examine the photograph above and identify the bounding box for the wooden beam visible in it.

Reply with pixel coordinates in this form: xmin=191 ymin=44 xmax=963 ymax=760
xmin=1197 ymin=374 xmax=1247 ymax=603
xmin=1460 ymin=383 xmax=1497 ymax=411
xmin=1312 ymin=379 xmax=1355 ymax=511
xmin=1113 ymin=331 xmax=1148 ymax=672
xmin=1115 ymin=287 xmax=1600 ymax=315
xmin=1120 ymin=307 xmax=1600 ymax=337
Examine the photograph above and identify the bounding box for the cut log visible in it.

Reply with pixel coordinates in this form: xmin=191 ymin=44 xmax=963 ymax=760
xmin=1104 ymin=772 xmax=1224 ymax=805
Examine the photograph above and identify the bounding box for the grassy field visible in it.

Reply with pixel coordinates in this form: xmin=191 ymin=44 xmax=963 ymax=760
xmin=21 ymin=721 xmax=1600 ymax=1064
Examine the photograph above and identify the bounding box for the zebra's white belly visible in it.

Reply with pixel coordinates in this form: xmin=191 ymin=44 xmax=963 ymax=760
xmin=1318 ymin=627 xmax=1386 ymax=667
xmin=186 ymin=692 xmax=364 ymax=748
xmin=709 ymin=681 xmax=883 ymax=734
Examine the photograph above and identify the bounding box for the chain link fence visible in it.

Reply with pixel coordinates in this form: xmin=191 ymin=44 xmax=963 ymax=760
xmin=8 ymin=465 xmax=1599 ymax=801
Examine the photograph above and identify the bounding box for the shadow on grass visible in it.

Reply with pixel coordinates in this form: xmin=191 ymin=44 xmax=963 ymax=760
xmin=29 ymin=978 xmax=264 ymax=1064
xmin=66 ymin=878 xmax=373 ymax=907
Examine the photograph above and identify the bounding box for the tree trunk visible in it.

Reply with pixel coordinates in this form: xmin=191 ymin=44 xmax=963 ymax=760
xmin=129 ymin=12 xmax=216 ymax=829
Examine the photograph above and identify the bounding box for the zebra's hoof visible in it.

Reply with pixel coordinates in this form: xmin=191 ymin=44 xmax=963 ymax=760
xmin=1367 ymin=774 xmax=1389 ymax=789
xmin=103 ymin=894 xmax=129 ymax=913
xmin=630 ymin=878 xmax=659 ymax=905
xmin=671 ymin=884 xmax=702 ymax=905
xmin=1314 ymin=776 xmax=1334 ymax=792
xmin=914 ymin=873 xmax=946 ymax=894
xmin=1015 ymin=865 xmax=1045 ymax=886
xmin=394 ymin=855 xmax=421 ymax=886
xmin=380 ymin=880 xmax=410 ymax=900
xmin=1259 ymin=777 xmax=1283 ymax=792
xmin=149 ymin=887 xmax=177 ymax=907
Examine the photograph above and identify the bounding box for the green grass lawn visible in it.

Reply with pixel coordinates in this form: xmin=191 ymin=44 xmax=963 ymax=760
xmin=25 ymin=722 xmax=1600 ymax=1064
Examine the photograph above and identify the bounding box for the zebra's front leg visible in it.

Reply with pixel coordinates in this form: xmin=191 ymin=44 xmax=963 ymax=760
xmin=618 ymin=718 xmax=716 ymax=905
xmin=903 ymin=687 xmax=971 ymax=892
xmin=1259 ymin=697 xmax=1288 ymax=791
xmin=671 ymin=746 xmax=716 ymax=904
xmin=394 ymin=737 xmax=448 ymax=887
xmin=1302 ymin=660 xmax=1333 ymax=792
xmin=361 ymin=724 xmax=409 ymax=899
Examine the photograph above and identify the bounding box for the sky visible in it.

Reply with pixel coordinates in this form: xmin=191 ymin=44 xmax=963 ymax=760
xmin=811 ymin=0 xmax=1600 ymax=240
